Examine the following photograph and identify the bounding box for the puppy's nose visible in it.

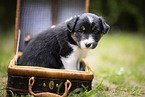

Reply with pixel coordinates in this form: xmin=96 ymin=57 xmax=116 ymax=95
xmin=85 ymin=43 xmax=91 ymax=48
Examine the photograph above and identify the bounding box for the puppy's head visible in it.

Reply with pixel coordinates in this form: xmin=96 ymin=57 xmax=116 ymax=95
xmin=66 ymin=13 xmax=110 ymax=49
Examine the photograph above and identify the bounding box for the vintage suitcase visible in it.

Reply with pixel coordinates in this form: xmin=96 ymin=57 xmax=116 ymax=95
xmin=6 ymin=0 xmax=94 ymax=96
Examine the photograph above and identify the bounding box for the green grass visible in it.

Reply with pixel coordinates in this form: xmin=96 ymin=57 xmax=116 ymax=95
xmin=0 ymin=32 xmax=14 ymax=77
xmin=0 ymin=30 xmax=15 ymax=96
xmin=0 ymin=31 xmax=145 ymax=96
xmin=84 ymin=32 xmax=145 ymax=96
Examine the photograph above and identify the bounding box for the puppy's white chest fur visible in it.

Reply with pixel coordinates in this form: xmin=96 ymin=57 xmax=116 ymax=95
xmin=61 ymin=44 xmax=88 ymax=70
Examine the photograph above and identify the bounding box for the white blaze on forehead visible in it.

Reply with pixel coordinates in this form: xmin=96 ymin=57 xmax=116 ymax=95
xmin=87 ymin=16 xmax=94 ymax=23
xmin=80 ymin=35 xmax=95 ymax=49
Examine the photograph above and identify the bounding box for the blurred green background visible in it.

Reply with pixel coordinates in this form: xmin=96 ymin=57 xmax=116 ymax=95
xmin=90 ymin=0 xmax=145 ymax=33
xmin=0 ymin=0 xmax=145 ymax=96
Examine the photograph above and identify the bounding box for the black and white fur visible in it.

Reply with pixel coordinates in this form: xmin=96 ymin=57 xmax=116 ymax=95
xmin=18 ymin=13 xmax=110 ymax=70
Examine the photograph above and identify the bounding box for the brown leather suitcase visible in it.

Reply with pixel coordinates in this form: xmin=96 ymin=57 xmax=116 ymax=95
xmin=6 ymin=0 xmax=93 ymax=96
xmin=7 ymin=53 xmax=93 ymax=96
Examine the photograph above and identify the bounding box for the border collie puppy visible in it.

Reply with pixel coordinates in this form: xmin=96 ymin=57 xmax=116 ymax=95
xmin=18 ymin=13 xmax=110 ymax=70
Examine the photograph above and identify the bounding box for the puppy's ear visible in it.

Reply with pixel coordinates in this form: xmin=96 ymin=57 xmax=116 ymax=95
xmin=99 ymin=17 xmax=110 ymax=34
xmin=66 ymin=16 xmax=79 ymax=33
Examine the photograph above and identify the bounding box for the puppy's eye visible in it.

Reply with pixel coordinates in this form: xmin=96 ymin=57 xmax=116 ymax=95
xmin=78 ymin=27 xmax=85 ymax=33
xmin=94 ymin=32 xmax=98 ymax=34
xmin=94 ymin=29 xmax=100 ymax=34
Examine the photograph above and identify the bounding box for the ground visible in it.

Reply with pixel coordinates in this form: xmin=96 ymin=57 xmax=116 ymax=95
xmin=0 ymin=31 xmax=145 ymax=96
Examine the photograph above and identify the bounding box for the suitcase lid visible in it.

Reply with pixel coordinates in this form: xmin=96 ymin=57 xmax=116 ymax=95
xmin=14 ymin=0 xmax=90 ymax=52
